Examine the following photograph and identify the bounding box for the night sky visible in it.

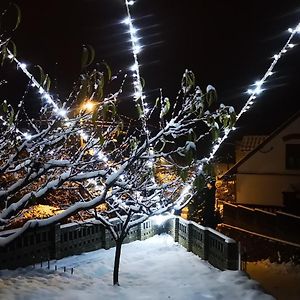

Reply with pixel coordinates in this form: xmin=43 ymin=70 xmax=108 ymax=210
xmin=1 ymin=0 xmax=300 ymax=139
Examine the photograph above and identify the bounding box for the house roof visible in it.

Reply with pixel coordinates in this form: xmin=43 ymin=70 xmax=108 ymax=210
xmin=238 ymin=135 xmax=267 ymax=152
xmin=220 ymin=110 xmax=300 ymax=178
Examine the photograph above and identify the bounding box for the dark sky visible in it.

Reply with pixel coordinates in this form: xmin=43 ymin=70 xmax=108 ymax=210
xmin=1 ymin=0 xmax=300 ymax=139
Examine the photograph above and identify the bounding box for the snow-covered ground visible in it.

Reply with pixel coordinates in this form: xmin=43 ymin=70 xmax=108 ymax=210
xmin=0 ymin=234 xmax=274 ymax=300
xmin=247 ymin=259 xmax=300 ymax=300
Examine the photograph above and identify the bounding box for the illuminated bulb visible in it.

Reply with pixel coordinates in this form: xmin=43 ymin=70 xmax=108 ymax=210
xmin=127 ymin=1 xmax=135 ymax=5
xmin=19 ymin=63 xmax=27 ymax=69
xmin=57 ymin=108 xmax=67 ymax=117
xmin=8 ymin=54 xmax=14 ymax=59
xmin=247 ymin=89 xmax=253 ymax=95
xmin=133 ymin=45 xmax=142 ymax=54
xmin=122 ymin=17 xmax=131 ymax=25
xmin=23 ymin=132 xmax=32 ymax=140
xmin=288 ymin=28 xmax=293 ymax=33
xmin=131 ymin=36 xmax=139 ymax=43
xmin=131 ymin=63 xmax=139 ymax=71
xmin=254 ymin=86 xmax=263 ymax=95
xmin=82 ymin=101 xmax=95 ymax=112
xmin=31 ymin=83 xmax=36 ymax=87
xmin=273 ymin=54 xmax=279 ymax=60
xmin=282 ymin=49 xmax=287 ymax=53
xmin=129 ymin=26 xmax=137 ymax=35
xmin=39 ymin=87 xmax=44 ymax=94
xmin=134 ymin=91 xmax=143 ymax=99
xmin=288 ymin=43 xmax=295 ymax=48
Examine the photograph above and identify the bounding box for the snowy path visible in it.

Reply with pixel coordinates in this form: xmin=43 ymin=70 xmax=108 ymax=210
xmin=0 ymin=235 xmax=274 ymax=300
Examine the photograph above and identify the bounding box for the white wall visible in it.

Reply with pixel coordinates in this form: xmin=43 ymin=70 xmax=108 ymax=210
xmin=238 ymin=118 xmax=300 ymax=175
xmin=236 ymin=174 xmax=300 ymax=206
xmin=236 ymin=116 xmax=300 ymax=206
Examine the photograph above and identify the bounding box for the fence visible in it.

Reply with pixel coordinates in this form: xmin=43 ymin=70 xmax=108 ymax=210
xmin=0 ymin=216 xmax=239 ymax=271
xmin=222 ymin=202 xmax=300 ymax=244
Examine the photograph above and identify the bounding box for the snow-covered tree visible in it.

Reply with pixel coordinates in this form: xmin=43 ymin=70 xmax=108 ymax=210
xmin=0 ymin=6 xmax=236 ymax=285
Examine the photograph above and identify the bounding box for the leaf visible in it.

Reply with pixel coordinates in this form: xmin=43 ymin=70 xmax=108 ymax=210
xmin=2 ymin=101 xmax=8 ymax=113
xmin=81 ymin=45 xmax=89 ymax=70
xmin=8 ymin=107 xmax=14 ymax=125
xmin=140 ymin=77 xmax=146 ymax=88
xmin=45 ymin=76 xmax=51 ymax=92
xmin=34 ymin=65 xmax=45 ymax=86
xmin=102 ymin=61 xmax=112 ymax=81
xmin=81 ymin=44 xmax=95 ymax=70
xmin=193 ymin=174 xmax=206 ymax=193
xmin=8 ymin=40 xmax=17 ymax=59
xmin=12 ymin=3 xmax=22 ymax=31
xmin=206 ymin=85 xmax=217 ymax=106
xmin=160 ymin=97 xmax=170 ymax=118
xmin=92 ymin=108 xmax=99 ymax=123
xmin=211 ymin=126 xmax=220 ymax=141
xmin=136 ymin=103 xmax=143 ymax=117
xmin=229 ymin=111 xmax=236 ymax=128
xmin=179 ymin=169 xmax=188 ymax=182
xmin=102 ymin=103 xmax=109 ymax=120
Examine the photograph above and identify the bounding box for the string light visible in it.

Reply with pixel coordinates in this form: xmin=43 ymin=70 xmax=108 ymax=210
xmin=205 ymin=22 xmax=300 ymax=163
xmin=6 ymin=49 xmax=64 ymax=115
xmin=123 ymin=0 xmax=148 ymax=117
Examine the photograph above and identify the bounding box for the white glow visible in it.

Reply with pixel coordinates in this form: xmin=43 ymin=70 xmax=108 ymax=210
xmin=57 ymin=108 xmax=68 ymax=117
xmin=7 ymin=54 xmax=14 ymax=59
xmin=131 ymin=63 xmax=139 ymax=71
xmin=23 ymin=132 xmax=32 ymax=141
xmin=288 ymin=28 xmax=293 ymax=33
xmin=133 ymin=45 xmax=142 ymax=54
xmin=127 ymin=0 xmax=135 ymax=5
xmin=288 ymin=43 xmax=295 ymax=48
xmin=129 ymin=26 xmax=137 ymax=35
xmin=19 ymin=63 xmax=27 ymax=69
xmin=151 ymin=214 xmax=171 ymax=226
xmin=122 ymin=17 xmax=131 ymax=25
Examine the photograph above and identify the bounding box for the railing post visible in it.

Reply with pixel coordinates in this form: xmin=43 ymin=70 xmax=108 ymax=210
xmin=174 ymin=217 xmax=179 ymax=242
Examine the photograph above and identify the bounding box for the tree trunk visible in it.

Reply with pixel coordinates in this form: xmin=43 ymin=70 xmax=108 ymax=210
xmin=113 ymin=239 xmax=123 ymax=285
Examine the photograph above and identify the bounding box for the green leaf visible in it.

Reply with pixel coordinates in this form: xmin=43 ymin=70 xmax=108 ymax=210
xmin=160 ymin=97 xmax=170 ymax=118
xmin=92 ymin=108 xmax=99 ymax=123
xmin=81 ymin=44 xmax=95 ymax=70
xmin=102 ymin=103 xmax=109 ymax=120
xmin=211 ymin=126 xmax=220 ymax=141
xmin=35 ymin=65 xmax=45 ymax=86
xmin=193 ymin=174 xmax=206 ymax=193
xmin=12 ymin=3 xmax=22 ymax=31
xmin=99 ymin=133 xmax=105 ymax=146
xmin=8 ymin=40 xmax=17 ymax=59
xmin=8 ymin=107 xmax=14 ymax=125
xmin=102 ymin=61 xmax=112 ymax=81
xmin=229 ymin=111 xmax=236 ymax=128
xmin=179 ymin=169 xmax=188 ymax=182
xmin=140 ymin=77 xmax=146 ymax=88
xmin=206 ymin=85 xmax=217 ymax=106
xmin=136 ymin=103 xmax=143 ymax=117
xmin=2 ymin=101 xmax=8 ymax=113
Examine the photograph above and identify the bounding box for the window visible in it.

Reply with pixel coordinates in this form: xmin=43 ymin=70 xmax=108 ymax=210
xmin=286 ymin=144 xmax=300 ymax=170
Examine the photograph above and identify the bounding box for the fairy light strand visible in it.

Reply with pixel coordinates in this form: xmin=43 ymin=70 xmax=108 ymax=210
xmin=123 ymin=0 xmax=147 ymax=117
xmin=6 ymin=49 xmax=61 ymax=112
xmin=205 ymin=22 xmax=300 ymax=163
